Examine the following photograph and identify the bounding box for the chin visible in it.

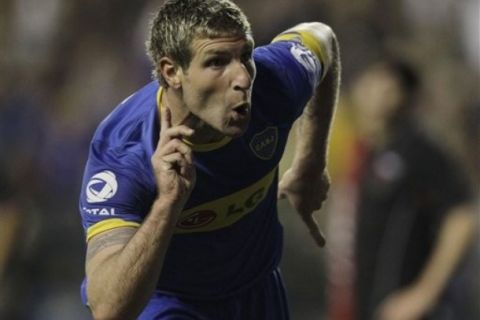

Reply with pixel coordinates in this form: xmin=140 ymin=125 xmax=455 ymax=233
xmin=224 ymin=129 xmax=245 ymax=139
xmin=223 ymin=124 xmax=249 ymax=138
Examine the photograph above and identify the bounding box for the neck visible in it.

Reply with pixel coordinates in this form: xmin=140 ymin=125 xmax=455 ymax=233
xmin=161 ymin=88 xmax=225 ymax=144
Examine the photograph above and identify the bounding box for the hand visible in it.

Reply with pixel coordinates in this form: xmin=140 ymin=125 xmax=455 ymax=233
xmin=278 ymin=168 xmax=330 ymax=247
xmin=151 ymin=106 xmax=196 ymax=209
xmin=375 ymin=286 xmax=435 ymax=320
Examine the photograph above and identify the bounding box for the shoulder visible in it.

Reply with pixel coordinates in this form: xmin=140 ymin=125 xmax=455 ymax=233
xmin=253 ymin=41 xmax=320 ymax=99
xmin=254 ymin=41 xmax=320 ymax=80
xmin=84 ymin=81 xmax=160 ymax=183
xmin=400 ymin=127 xmax=450 ymax=166
xmin=251 ymin=41 xmax=320 ymax=123
xmin=92 ymin=81 xmax=160 ymax=151
xmin=400 ymin=127 xmax=472 ymax=193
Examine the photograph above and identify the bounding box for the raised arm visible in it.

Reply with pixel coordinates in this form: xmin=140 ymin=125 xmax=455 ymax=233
xmin=85 ymin=107 xmax=196 ymax=320
xmin=276 ymin=22 xmax=341 ymax=247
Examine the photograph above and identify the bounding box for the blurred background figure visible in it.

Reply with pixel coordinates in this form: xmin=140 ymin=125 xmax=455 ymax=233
xmin=328 ymin=57 xmax=478 ymax=320
xmin=326 ymin=58 xmax=479 ymax=320
xmin=351 ymin=60 xmax=477 ymax=320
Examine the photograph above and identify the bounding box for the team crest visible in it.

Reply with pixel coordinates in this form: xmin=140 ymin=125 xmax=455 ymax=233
xmin=249 ymin=127 xmax=278 ymax=160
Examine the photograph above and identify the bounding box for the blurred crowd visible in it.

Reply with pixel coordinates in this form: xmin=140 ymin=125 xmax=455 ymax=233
xmin=0 ymin=0 xmax=478 ymax=319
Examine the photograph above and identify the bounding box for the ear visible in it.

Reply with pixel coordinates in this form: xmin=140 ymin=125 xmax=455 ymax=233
xmin=158 ymin=57 xmax=182 ymax=88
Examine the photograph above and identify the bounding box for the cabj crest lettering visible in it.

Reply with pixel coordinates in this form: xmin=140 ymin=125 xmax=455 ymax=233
xmin=249 ymin=127 xmax=278 ymax=160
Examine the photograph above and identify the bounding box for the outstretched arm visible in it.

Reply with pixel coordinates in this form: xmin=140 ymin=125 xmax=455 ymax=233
xmin=375 ymin=204 xmax=478 ymax=320
xmin=276 ymin=22 xmax=341 ymax=247
xmin=85 ymin=106 xmax=196 ymax=320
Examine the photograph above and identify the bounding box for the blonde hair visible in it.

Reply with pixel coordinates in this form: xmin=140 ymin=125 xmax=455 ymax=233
xmin=146 ymin=0 xmax=251 ymax=85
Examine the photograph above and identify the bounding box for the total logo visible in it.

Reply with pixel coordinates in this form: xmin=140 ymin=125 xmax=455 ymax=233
xmin=86 ymin=170 xmax=118 ymax=203
xmin=83 ymin=207 xmax=116 ymax=216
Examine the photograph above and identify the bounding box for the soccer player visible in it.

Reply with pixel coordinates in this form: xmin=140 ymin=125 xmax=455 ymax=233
xmin=79 ymin=0 xmax=340 ymax=318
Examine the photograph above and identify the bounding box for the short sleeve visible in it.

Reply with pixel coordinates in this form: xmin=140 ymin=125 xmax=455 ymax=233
xmin=79 ymin=141 xmax=155 ymax=241
xmin=253 ymin=41 xmax=322 ymax=123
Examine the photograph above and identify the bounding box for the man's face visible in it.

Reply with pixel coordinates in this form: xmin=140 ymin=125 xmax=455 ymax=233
xmin=352 ymin=67 xmax=405 ymax=140
xmin=178 ymin=34 xmax=256 ymax=138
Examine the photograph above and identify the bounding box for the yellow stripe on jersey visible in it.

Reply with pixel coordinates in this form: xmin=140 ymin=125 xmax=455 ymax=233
xmin=156 ymin=85 xmax=163 ymax=115
xmin=175 ymin=168 xmax=277 ymax=234
xmin=86 ymin=218 xmax=140 ymax=242
xmin=272 ymin=31 xmax=329 ymax=79
xmin=182 ymin=136 xmax=232 ymax=152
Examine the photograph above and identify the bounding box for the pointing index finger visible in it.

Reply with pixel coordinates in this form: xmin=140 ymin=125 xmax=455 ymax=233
xmin=158 ymin=106 xmax=174 ymax=149
xmin=302 ymin=214 xmax=326 ymax=247
xmin=161 ymin=106 xmax=172 ymax=135
xmin=158 ymin=106 xmax=195 ymax=151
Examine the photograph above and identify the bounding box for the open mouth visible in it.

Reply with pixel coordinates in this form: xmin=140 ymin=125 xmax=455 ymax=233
xmin=233 ymin=103 xmax=250 ymax=116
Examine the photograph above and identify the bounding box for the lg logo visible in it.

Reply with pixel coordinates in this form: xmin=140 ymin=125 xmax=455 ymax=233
xmin=86 ymin=170 xmax=118 ymax=203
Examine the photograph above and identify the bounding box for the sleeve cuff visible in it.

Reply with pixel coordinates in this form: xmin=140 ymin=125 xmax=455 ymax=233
xmin=86 ymin=218 xmax=141 ymax=242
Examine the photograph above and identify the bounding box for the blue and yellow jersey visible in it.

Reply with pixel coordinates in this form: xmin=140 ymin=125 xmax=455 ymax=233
xmin=79 ymin=39 xmax=322 ymax=299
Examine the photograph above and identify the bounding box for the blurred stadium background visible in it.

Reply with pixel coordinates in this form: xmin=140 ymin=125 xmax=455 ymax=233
xmin=0 ymin=0 xmax=478 ymax=319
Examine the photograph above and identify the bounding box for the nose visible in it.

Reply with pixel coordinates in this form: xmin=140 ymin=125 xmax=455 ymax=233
xmin=232 ymin=61 xmax=254 ymax=92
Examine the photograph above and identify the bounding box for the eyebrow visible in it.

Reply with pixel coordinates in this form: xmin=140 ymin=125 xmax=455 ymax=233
xmin=203 ymin=41 xmax=254 ymax=56
xmin=204 ymin=49 xmax=231 ymax=56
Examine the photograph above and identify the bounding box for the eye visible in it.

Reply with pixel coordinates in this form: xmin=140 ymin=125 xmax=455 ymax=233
xmin=206 ymin=56 xmax=229 ymax=68
xmin=241 ymin=51 xmax=253 ymax=63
